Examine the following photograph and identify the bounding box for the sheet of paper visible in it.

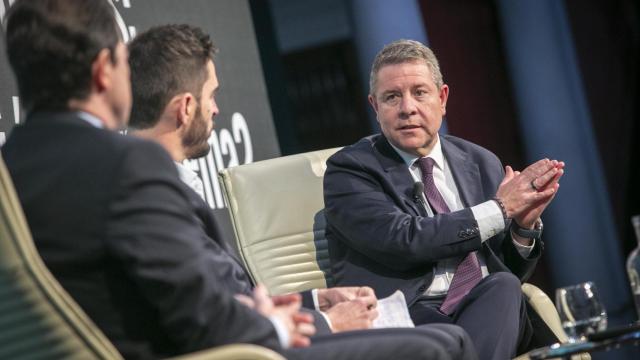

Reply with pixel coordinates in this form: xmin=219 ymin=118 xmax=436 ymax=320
xmin=372 ymin=290 xmax=415 ymax=328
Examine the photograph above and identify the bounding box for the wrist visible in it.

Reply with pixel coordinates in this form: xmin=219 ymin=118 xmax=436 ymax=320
xmin=315 ymin=289 xmax=330 ymax=310
xmin=492 ymin=197 xmax=510 ymax=220
xmin=511 ymin=218 xmax=543 ymax=239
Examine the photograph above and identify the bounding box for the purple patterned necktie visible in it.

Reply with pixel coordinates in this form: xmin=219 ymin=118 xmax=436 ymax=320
xmin=417 ymin=157 xmax=483 ymax=315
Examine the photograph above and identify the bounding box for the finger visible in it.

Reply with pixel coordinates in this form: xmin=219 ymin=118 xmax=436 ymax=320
xmin=253 ymin=284 xmax=270 ymax=300
xmin=539 ymin=169 xmax=563 ymax=191
xmin=356 ymin=290 xmax=377 ymax=309
xmin=531 ymin=186 xmax=556 ymax=200
xmin=293 ymin=311 xmax=314 ymax=324
xmin=533 ymin=167 xmax=559 ymax=189
xmin=252 ymin=284 xmax=272 ymax=310
xmin=272 ymin=293 xmax=301 ymax=306
xmin=363 ymin=297 xmax=377 ymax=310
xmin=234 ymin=294 xmax=255 ymax=308
xmin=524 ymin=158 xmax=553 ymax=178
xmin=296 ymin=322 xmax=316 ymax=337
xmin=500 ymin=165 xmax=515 ymax=186
xmin=368 ymin=308 xmax=380 ymax=321
xmin=291 ymin=335 xmax=311 ymax=348
xmin=356 ymin=286 xmax=376 ymax=298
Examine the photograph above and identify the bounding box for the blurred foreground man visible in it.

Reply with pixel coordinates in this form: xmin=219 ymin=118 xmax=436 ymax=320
xmin=127 ymin=23 xmax=478 ymax=360
xmin=1 ymin=1 xmax=474 ymax=359
xmin=324 ymin=39 xmax=564 ymax=360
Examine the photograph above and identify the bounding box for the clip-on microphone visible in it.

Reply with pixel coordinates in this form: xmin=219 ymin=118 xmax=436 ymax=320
xmin=413 ymin=181 xmax=425 ymax=204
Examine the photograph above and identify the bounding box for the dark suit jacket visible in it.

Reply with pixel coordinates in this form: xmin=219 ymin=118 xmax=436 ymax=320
xmin=324 ymin=134 xmax=542 ymax=306
xmin=2 ymin=112 xmax=280 ymax=359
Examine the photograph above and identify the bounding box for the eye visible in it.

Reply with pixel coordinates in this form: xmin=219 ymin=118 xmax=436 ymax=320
xmin=415 ymin=89 xmax=427 ymax=96
xmin=383 ymin=93 xmax=400 ymax=104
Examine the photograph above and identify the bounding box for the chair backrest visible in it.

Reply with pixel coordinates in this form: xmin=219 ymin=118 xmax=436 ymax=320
xmin=219 ymin=147 xmax=341 ymax=295
xmin=0 ymin=154 xmax=123 ymax=360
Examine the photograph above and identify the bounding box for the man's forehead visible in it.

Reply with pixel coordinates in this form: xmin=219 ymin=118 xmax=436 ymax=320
xmin=206 ymin=60 xmax=218 ymax=84
xmin=376 ymin=65 xmax=433 ymax=91
xmin=377 ymin=60 xmax=432 ymax=78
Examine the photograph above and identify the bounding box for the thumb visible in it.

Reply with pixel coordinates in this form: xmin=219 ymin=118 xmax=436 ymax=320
xmin=252 ymin=284 xmax=273 ymax=313
xmin=501 ymin=165 xmax=514 ymax=185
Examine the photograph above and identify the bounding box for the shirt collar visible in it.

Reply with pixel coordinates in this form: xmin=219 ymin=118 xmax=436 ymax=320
xmin=175 ymin=161 xmax=198 ymax=182
xmin=388 ymin=134 xmax=445 ymax=171
xmin=76 ymin=111 xmax=104 ymax=129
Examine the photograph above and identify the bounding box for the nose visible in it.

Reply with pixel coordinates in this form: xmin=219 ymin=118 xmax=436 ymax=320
xmin=211 ymin=99 xmax=219 ymax=120
xmin=399 ymin=95 xmax=417 ymax=117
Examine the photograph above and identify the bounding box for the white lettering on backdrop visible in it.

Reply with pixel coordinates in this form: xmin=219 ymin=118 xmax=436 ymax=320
xmin=186 ymin=112 xmax=254 ymax=209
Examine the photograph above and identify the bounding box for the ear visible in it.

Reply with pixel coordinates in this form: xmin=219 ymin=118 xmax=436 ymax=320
xmin=439 ymin=84 xmax=449 ymax=116
xmin=368 ymin=94 xmax=382 ymax=125
xmin=176 ymin=93 xmax=196 ymax=128
xmin=368 ymin=94 xmax=379 ymax=113
xmin=92 ymin=48 xmax=113 ymax=92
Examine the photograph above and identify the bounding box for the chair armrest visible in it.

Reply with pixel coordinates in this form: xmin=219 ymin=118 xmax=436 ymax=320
xmin=520 ymin=284 xmax=591 ymax=360
xmin=522 ymin=283 xmax=567 ymax=342
xmin=168 ymin=344 xmax=285 ymax=360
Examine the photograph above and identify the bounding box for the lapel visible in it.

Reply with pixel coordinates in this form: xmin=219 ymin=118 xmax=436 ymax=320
xmin=373 ymin=136 xmax=417 ymax=203
xmin=440 ymin=136 xmax=484 ymax=207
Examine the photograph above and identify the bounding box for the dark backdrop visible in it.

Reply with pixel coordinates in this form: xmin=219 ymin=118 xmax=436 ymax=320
xmin=0 ymin=0 xmax=281 ymax=251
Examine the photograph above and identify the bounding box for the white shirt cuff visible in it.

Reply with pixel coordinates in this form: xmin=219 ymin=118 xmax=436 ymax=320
xmin=311 ymin=288 xmax=334 ymax=330
xmin=268 ymin=316 xmax=290 ymax=349
xmin=470 ymin=200 xmax=506 ymax=242
xmin=311 ymin=288 xmax=320 ymax=310
xmin=319 ymin=311 xmax=334 ymax=331
xmin=511 ymin=231 xmax=536 ymax=258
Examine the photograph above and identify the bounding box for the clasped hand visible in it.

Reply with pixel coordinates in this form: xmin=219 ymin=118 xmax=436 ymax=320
xmin=235 ymin=284 xmax=315 ymax=348
xmin=317 ymin=287 xmax=379 ymax=332
xmin=496 ymin=158 xmax=564 ymax=230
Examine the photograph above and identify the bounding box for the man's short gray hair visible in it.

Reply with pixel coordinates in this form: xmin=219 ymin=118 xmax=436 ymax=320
xmin=369 ymin=39 xmax=444 ymax=95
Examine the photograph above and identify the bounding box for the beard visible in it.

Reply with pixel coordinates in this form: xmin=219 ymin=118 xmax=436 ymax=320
xmin=182 ymin=106 xmax=212 ymax=160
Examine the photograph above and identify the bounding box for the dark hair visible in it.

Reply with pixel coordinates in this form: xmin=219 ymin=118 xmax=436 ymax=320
xmin=128 ymin=24 xmax=217 ymax=129
xmin=4 ymin=0 xmax=120 ymax=112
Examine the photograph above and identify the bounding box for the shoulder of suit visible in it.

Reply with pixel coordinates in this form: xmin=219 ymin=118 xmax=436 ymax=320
xmin=331 ymin=134 xmax=381 ymax=159
xmin=119 ymin=135 xmax=176 ymax=168
xmin=440 ymin=134 xmax=500 ymax=163
xmin=326 ymin=136 xmax=378 ymax=170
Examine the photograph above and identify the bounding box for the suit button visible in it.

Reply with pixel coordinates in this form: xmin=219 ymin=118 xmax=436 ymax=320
xmin=417 ymin=285 xmax=427 ymax=293
xmin=458 ymin=230 xmax=466 ymax=238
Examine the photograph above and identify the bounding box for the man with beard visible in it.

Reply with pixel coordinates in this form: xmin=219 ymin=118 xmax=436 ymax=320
xmin=127 ymin=23 xmax=478 ymax=360
xmin=1 ymin=1 xmax=472 ymax=358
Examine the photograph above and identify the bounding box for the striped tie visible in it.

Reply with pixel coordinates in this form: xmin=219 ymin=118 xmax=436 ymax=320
xmin=417 ymin=157 xmax=483 ymax=315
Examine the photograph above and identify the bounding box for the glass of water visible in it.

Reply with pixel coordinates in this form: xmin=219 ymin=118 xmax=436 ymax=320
xmin=555 ymin=281 xmax=607 ymax=343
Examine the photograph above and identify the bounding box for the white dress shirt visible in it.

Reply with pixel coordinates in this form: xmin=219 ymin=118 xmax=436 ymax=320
xmin=175 ymin=161 xmax=206 ymax=201
xmin=76 ymin=111 xmax=104 ymax=128
xmin=389 ymin=135 xmax=534 ymax=297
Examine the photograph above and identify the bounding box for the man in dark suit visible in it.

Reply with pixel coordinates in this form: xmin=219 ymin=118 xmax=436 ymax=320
xmin=126 ymin=23 xmax=478 ymax=359
xmin=1 ymin=2 xmax=474 ymax=359
xmin=324 ymin=39 xmax=565 ymax=360
xmin=126 ymin=24 xmax=380 ymax=334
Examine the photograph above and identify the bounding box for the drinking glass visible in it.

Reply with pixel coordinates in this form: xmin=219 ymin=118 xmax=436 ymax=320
xmin=555 ymin=281 xmax=608 ymax=343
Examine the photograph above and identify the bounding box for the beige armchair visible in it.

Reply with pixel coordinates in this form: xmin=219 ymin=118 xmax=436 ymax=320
xmin=0 ymin=154 xmax=284 ymax=360
xmin=219 ymin=147 xmax=588 ymax=360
